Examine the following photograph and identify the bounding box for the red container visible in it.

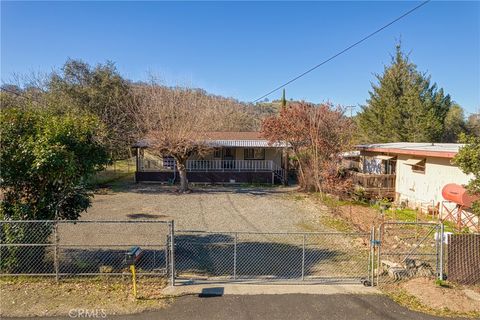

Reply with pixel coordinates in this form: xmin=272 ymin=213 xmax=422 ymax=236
xmin=442 ymin=183 xmax=480 ymax=208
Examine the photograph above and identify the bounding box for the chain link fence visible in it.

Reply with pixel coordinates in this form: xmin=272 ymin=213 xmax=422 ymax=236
xmin=0 ymin=220 xmax=173 ymax=280
xmin=2 ymin=220 xmax=478 ymax=286
xmin=174 ymin=230 xmax=371 ymax=283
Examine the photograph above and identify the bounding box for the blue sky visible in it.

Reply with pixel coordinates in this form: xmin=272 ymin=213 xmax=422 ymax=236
xmin=1 ymin=1 xmax=479 ymax=113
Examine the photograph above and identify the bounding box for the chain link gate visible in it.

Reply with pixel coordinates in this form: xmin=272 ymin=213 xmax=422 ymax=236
xmin=172 ymin=230 xmax=372 ymax=283
xmin=371 ymin=222 xmax=444 ymax=286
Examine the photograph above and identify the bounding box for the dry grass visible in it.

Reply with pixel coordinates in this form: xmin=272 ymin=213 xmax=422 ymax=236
xmin=382 ymin=278 xmax=480 ymax=318
xmin=91 ymin=158 xmax=135 ymax=186
xmin=0 ymin=276 xmax=172 ymax=317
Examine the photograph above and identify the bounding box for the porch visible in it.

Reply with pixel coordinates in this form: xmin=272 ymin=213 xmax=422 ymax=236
xmin=352 ymin=172 xmax=396 ymax=199
xmin=137 ymin=159 xmax=286 ymax=184
xmin=132 ymin=131 xmax=289 ymax=185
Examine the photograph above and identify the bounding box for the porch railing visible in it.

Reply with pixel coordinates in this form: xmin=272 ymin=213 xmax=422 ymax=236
xmin=186 ymin=160 xmax=274 ymax=172
xmin=141 ymin=159 xmax=279 ymax=172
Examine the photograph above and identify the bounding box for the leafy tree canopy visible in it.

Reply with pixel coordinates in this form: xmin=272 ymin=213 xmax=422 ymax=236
xmin=0 ymin=108 xmax=109 ymax=220
xmin=453 ymin=134 xmax=480 ymax=216
xmin=466 ymin=113 xmax=480 ymax=137
xmin=443 ymin=104 xmax=466 ymax=142
xmin=48 ymin=59 xmax=136 ymax=159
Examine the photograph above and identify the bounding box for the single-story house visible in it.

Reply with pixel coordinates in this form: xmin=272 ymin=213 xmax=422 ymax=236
xmin=133 ymin=131 xmax=289 ymax=185
xmin=354 ymin=142 xmax=472 ymax=205
xmin=353 ymin=142 xmax=478 ymax=230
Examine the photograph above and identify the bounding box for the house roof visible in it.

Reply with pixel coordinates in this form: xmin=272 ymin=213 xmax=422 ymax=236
xmin=201 ymin=131 xmax=265 ymax=140
xmin=133 ymin=132 xmax=288 ymax=148
xmin=356 ymin=142 xmax=464 ymax=159
xmin=203 ymin=132 xmax=287 ymax=147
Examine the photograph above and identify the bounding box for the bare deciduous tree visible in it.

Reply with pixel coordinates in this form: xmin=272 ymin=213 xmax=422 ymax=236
xmin=131 ymin=83 xmax=213 ymax=192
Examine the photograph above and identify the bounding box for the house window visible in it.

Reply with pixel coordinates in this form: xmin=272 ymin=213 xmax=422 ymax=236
xmin=404 ymin=158 xmax=426 ymax=174
xmin=411 ymin=160 xmax=426 ymax=174
xmin=213 ymin=148 xmax=222 ymax=158
xmin=383 ymin=159 xmax=396 ymax=174
xmin=244 ymin=148 xmax=265 ymax=160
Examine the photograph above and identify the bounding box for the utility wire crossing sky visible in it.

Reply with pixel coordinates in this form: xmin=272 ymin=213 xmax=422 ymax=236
xmin=1 ymin=1 xmax=479 ymax=112
xmin=253 ymin=0 xmax=431 ymax=102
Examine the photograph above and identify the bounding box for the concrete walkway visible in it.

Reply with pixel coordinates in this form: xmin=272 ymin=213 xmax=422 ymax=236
xmin=163 ymin=281 xmax=380 ymax=296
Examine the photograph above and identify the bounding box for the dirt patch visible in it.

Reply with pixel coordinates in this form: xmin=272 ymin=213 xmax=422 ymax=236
xmin=0 ymin=277 xmax=171 ymax=317
xmin=403 ymin=278 xmax=480 ymax=313
xmin=383 ymin=277 xmax=480 ymax=318
xmin=336 ymin=204 xmax=383 ymax=232
xmin=295 ymin=194 xmax=382 ymax=232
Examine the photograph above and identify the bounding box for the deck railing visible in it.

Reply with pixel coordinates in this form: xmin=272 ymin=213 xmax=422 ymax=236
xmin=352 ymin=172 xmax=396 ymax=189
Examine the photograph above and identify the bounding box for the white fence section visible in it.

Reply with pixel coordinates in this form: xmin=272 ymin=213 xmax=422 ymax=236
xmin=142 ymin=159 xmax=280 ymax=172
xmin=187 ymin=160 xmax=274 ymax=172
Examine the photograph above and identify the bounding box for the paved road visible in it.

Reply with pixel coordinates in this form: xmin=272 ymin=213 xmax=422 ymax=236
xmin=111 ymin=294 xmax=461 ymax=320
xmin=9 ymin=294 xmax=465 ymax=320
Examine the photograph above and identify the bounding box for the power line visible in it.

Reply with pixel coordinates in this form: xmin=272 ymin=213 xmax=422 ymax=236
xmin=253 ymin=0 xmax=431 ymax=103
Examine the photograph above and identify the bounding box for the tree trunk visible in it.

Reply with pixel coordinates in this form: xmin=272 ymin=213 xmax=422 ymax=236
xmin=293 ymin=149 xmax=307 ymax=191
xmin=177 ymin=161 xmax=188 ymax=192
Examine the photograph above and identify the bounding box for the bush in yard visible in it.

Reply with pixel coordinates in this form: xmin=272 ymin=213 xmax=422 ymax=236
xmin=0 ymin=107 xmax=109 ymax=272
xmin=453 ymin=133 xmax=480 ymax=216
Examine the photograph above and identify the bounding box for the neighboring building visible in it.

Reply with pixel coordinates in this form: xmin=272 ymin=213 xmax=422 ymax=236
xmin=341 ymin=151 xmax=361 ymax=171
xmin=133 ymin=132 xmax=288 ymax=185
xmin=354 ymin=143 xmax=473 ymax=209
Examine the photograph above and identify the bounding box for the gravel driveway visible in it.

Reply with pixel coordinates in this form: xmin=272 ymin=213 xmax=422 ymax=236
xmin=55 ymin=183 xmax=367 ymax=283
xmin=83 ymin=183 xmax=323 ymax=232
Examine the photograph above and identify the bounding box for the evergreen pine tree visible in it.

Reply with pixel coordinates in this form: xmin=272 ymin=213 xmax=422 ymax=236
xmin=281 ymin=88 xmax=287 ymax=108
xmin=358 ymin=44 xmax=452 ymax=143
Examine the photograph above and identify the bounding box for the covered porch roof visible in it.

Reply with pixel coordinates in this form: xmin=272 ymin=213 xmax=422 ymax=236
xmin=133 ymin=131 xmax=289 ymax=148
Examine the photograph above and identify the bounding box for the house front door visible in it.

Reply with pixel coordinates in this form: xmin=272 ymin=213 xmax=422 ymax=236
xmin=223 ymin=148 xmax=234 ymax=160
xmin=223 ymin=148 xmax=235 ymax=169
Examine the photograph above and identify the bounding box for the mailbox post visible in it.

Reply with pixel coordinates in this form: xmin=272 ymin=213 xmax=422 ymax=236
xmin=125 ymin=246 xmax=143 ymax=298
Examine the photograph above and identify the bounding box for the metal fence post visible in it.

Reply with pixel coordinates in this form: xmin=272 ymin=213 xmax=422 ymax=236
xmin=165 ymin=234 xmax=169 ymax=272
xmin=439 ymin=223 xmax=444 ymax=281
xmin=54 ymin=221 xmax=59 ymax=283
xmin=301 ymin=234 xmax=306 ymax=281
xmin=370 ymin=227 xmax=375 ymax=287
xmin=367 ymin=227 xmax=375 ymax=285
xmin=169 ymin=221 xmax=175 ymax=286
xmin=233 ymin=233 xmax=237 ymax=280
xmin=376 ymin=226 xmax=382 ymax=287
